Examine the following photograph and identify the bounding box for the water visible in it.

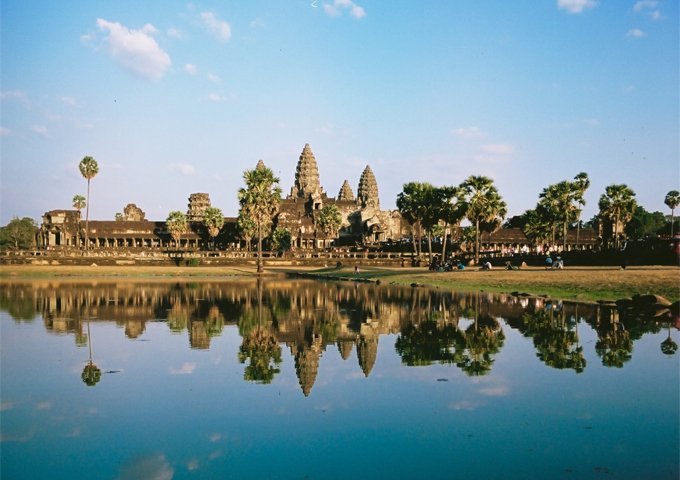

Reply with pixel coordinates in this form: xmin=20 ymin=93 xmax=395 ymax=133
xmin=1 ymin=279 xmax=678 ymax=480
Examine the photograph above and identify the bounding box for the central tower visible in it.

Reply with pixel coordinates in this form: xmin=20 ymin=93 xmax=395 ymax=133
xmin=290 ymin=143 xmax=322 ymax=199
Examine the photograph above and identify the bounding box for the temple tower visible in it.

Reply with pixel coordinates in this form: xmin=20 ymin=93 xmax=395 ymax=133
xmin=357 ymin=166 xmax=379 ymax=209
xmin=338 ymin=180 xmax=355 ymax=202
xmin=357 ymin=332 xmax=378 ymax=377
xmin=186 ymin=193 xmax=211 ymax=222
xmin=290 ymin=144 xmax=322 ymax=199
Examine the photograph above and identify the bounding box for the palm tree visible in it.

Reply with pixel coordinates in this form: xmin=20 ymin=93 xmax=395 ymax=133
xmin=78 ymin=156 xmax=99 ymax=250
xmin=573 ymin=172 xmax=590 ymax=247
xmin=72 ymin=195 xmax=86 ymax=212
xmin=397 ymin=182 xmax=434 ymax=260
xmin=166 ymin=211 xmax=187 ymax=250
xmin=459 ymin=176 xmax=507 ymax=264
xmin=317 ymin=204 xmax=342 ymax=248
xmin=238 ymin=162 xmax=282 ymax=273
xmin=664 ymin=190 xmax=679 ymax=238
xmin=437 ymin=187 xmax=465 ymax=260
xmin=521 ymin=208 xmax=552 ymax=251
xmin=237 ymin=210 xmax=256 ymax=251
xmin=598 ymin=184 xmax=637 ymax=249
xmin=202 ymin=206 xmax=224 ymax=250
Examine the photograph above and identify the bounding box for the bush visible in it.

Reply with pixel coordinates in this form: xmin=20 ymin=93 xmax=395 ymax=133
xmin=187 ymin=258 xmax=200 ymax=267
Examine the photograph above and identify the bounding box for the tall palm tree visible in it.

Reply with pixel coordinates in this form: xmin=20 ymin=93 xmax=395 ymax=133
xmin=598 ymin=184 xmax=637 ymax=249
xmin=397 ymin=182 xmax=434 ymax=260
xmin=238 ymin=162 xmax=282 ymax=273
xmin=237 ymin=211 xmax=257 ymax=251
xmin=664 ymin=190 xmax=680 ymax=238
xmin=437 ymin=186 xmax=465 ymax=259
xmin=72 ymin=195 xmax=86 ymax=212
xmin=521 ymin=208 xmax=552 ymax=250
xmin=202 ymin=206 xmax=224 ymax=250
xmin=573 ymin=172 xmax=590 ymax=247
xmin=78 ymin=156 xmax=99 ymax=250
xmin=166 ymin=211 xmax=187 ymax=249
xmin=459 ymin=176 xmax=507 ymax=264
xmin=317 ymin=204 xmax=342 ymax=248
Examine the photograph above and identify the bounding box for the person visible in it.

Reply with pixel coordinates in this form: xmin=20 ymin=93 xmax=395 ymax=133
xmin=505 ymin=261 xmax=519 ymax=270
xmin=481 ymin=261 xmax=492 ymax=270
xmin=354 ymin=265 xmax=359 ymax=275
xmin=545 ymin=256 xmax=553 ymax=270
xmin=457 ymin=262 xmax=465 ymax=270
xmin=554 ymin=256 xmax=564 ymax=270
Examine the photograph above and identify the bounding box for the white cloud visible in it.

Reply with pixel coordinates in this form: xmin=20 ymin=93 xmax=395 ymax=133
xmin=478 ymin=386 xmax=509 ymax=396
xmin=80 ymin=32 xmax=96 ymax=44
xmin=207 ymin=73 xmax=220 ymax=83
xmin=201 ymin=12 xmax=232 ymax=41
xmin=207 ymin=93 xmax=226 ymax=101
xmin=187 ymin=459 xmax=199 ymax=471
xmin=210 ymin=433 xmax=223 ymax=442
xmin=627 ymin=29 xmax=646 ymax=38
xmin=557 ymin=0 xmax=597 ymax=14
xmin=61 ymin=96 xmax=76 ymax=105
xmin=250 ymin=18 xmax=264 ymax=27
xmin=583 ymin=119 xmax=599 ymax=126
xmin=46 ymin=113 xmax=61 ymax=121
xmin=324 ymin=0 xmax=366 ymax=18
xmin=650 ymin=10 xmax=661 ymax=19
xmin=1 ymin=127 xmax=13 ymax=136
xmin=169 ymin=362 xmax=196 ymax=374
xmin=452 ymin=126 xmax=483 ymax=138
xmin=633 ymin=0 xmax=657 ymax=11
xmin=83 ymin=123 xmax=95 ymax=129
xmin=116 ymin=454 xmax=174 ymax=480
xmin=36 ymin=401 xmax=52 ymax=410
xmin=167 ymin=28 xmax=187 ymax=39
xmin=185 ymin=63 xmax=197 ymax=75
xmin=168 ymin=164 xmax=196 ymax=175
xmin=480 ymin=143 xmax=514 ymax=154
xmin=0 ymin=90 xmax=30 ymax=108
xmin=96 ymin=19 xmax=171 ymax=80
xmin=30 ymin=125 xmax=48 ymax=136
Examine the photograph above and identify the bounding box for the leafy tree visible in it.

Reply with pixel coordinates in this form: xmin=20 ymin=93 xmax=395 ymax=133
xmin=521 ymin=208 xmax=552 ymax=248
xmin=165 ymin=211 xmax=187 ymax=249
xmin=115 ymin=213 xmax=124 ymax=221
xmin=237 ymin=210 xmax=256 ymax=251
xmin=437 ymin=187 xmax=466 ymax=259
xmin=624 ymin=206 xmax=665 ymax=239
xmin=538 ymin=180 xmax=581 ymax=251
xmin=317 ymin=204 xmax=342 ymax=243
xmin=0 ymin=217 xmax=37 ymax=250
xmin=573 ymin=172 xmax=590 ymax=247
xmin=270 ymin=227 xmax=292 ymax=253
xmin=459 ymin=176 xmax=507 ymax=264
xmin=202 ymin=206 xmax=224 ymax=250
xmin=397 ymin=182 xmax=434 ymax=259
xmin=72 ymin=195 xmax=86 ymax=212
xmin=661 ymin=325 xmax=677 ymax=356
xmin=395 ymin=321 xmax=463 ymax=366
xmin=238 ymin=162 xmax=282 ymax=273
xmin=598 ymin=184 xmax=636 ymax=249
xmin=78 ymin=156 xmax=99 ymax=250
xmin=665 ymin=190 xmax=680 ymax=237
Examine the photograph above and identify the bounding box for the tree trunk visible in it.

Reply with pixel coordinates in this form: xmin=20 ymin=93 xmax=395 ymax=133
xmin=614 ymin=215 xmax=619 ymax=249
xmin=475 ymin=218 xmax=480 ymax=264
xmin=257 ymin=222 xmax=263 ymax=273
xmin=441 ymin=223 xmax=448 ymax=259
xmin=427 ymin=231 xmax=432 ymax=265
xmin=576 ymin=204 xmax=582 ymax=248
xmin=85 ymin=178 xmax=90 ymax=250
xmin=563 ymin=220 xmax=567 ymax=252
xmin=671 ymin=209 xmax=675 ymax=238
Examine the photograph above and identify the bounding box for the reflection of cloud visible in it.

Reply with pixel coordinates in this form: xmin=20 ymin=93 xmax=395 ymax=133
xmin=36 ymin=401 xmax=52 ymax=410
xmin=344 ymin=372 xmax=365 ymax=380
xmin=64 ymin=427 xmax=81 ymax=437
xmin=116 ymin=453 xmax=174 ymax=480
xmin=448 ymin=401 xmax=479 ymax=411
xmin=478 ymin=386 xmax=509 ymax=396
xmin=209 ymin=450 xmax=222 ymax=460
xmin=169 ymin=362 xmax=196 ymax=374
xmin=187 ymin=459 xmax=198 ymax=471
xmin=0 ymin=426 xmax=36 ymax=443
xmin=210 ymin=433 xmax=223 ymax=442
xmin=0 ymin=400 xmax=12 ymax=411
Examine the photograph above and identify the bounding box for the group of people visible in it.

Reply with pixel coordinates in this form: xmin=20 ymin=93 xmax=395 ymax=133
xmin=428 ymin=256 xmax=466 ymax=271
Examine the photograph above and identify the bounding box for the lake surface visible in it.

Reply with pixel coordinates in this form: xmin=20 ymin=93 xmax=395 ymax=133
xmin=1 ymin=278 xmax=678 ymax=480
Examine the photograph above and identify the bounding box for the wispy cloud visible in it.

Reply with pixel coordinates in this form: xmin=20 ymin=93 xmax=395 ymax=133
xmin=36 ymin=401 xmax=52 ymax=410
xmin=633 ymin=0 xmax=657 ymax=11
xmin=30 ymin=125 xmax=48 ymax=137
xmin=207 ymin=73 xmax=220 ymax=83
xmin=116 ymin=453 xmax=174 ymax=480
xmin=210 ymin=433 xmax=223 ymax=442
xmin=627 ymin=29 xmax=646 ymax=38
xmin=448 ymin=401 xmax=480 ymax=411
xmin=250 ymin=18 xmax=264 ymax=27
xmin=201 ymin=12 xmax=232 ymax=41
xmin=480 ymin=143 xmax=514 ymax=154
xmin=187 ymin=459 xmax=199 ymax=471
xmin=61 ymin=96 xmax=76 ymax=105
xmin=0 ymin=90 xmax=30 ymax=108
xmin=583 ymin=118 xmax=599 ymax=126
xmin=557 ymin=0 xmax=597 ymax=14
xmin=324 ymin=0 xmax=366 ymax=19
xmin=167 ymin=164 xmax=196 ymax=176
xmin=167 ymin=28 xmax=187 ymax=39
xmin=95 ymin=19 xmax=171 ymax=80
xmin=452 ymin=126 xmax=483 ymax=138
xmin=185 ymin=64 xmax=197 ymax=75
xmin=0 ymin=127 xmax=13 ymax=136
xmin=207 ymin=93 xmax=226 ymax=101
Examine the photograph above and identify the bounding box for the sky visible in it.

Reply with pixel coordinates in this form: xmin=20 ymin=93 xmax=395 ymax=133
xmin=1 ymin=0 xmax=678 ymax=225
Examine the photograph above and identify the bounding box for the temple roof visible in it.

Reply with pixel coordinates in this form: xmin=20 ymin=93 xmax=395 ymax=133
xmin=338 ymin=180 xmax=355 ymax=202
xmin=357 ymin=165 xmax=379 ymax=209
xmin=291 ymin=144 xmax=321 ymax=199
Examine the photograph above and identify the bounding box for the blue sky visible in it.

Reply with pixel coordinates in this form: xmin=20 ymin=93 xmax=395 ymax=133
xmin=1 ymin=0 xmax=678 ymax=225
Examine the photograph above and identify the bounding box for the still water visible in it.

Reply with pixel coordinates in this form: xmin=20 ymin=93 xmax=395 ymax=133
xmin=1 ymin=279 xmax=678 ymax=480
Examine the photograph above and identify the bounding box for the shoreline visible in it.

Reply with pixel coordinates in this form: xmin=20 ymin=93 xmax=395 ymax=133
xmin=1 ymin=264 xmax=678 ymax=303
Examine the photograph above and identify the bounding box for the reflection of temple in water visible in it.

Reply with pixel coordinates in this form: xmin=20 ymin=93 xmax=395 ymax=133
xmin=1 ymin=279 xmax=669 ymax=396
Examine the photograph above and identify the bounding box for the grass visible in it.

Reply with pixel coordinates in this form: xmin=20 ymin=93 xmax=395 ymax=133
xmin=2 ymin=264 xmax=678 ymax=303
xmin=283 ymin=265 xmax=680 ymax=303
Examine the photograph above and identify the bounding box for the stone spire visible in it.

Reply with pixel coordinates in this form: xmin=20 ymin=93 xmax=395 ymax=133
xmin=357 ymin=333 xmax=378 ymax=377
xmin=292 ymin=337 xmax=322 ymax=396
xmin=256 ymin=159 xmax=266 ymax=170
xmin=337 ymin=339 xmax=354 ymax=360
xmin=186 ymin=193 xmax=211 ymax=222
xmin=357 ymin=165 xmax=379 ymax=209
xmin=338 ymin=180 xmax=355 ymax=202
xmin=291 ymin=144 xmax=321 ymax=198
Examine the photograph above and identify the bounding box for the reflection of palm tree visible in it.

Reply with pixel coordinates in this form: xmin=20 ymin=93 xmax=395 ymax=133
xmin=238 ymin=279 xmax=282 ymax=384
xmin=595 ymin=319 xmax=633 ymax=368
xmin=456 ymin=295 xmax=505 ymax=376
xmin=661 ymin=325 xmax=678 ymax=356
xmin=395 ymin=321 xmax=463 ymax=366
xmin=81 ymin=313 xmax=101 ymax=387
